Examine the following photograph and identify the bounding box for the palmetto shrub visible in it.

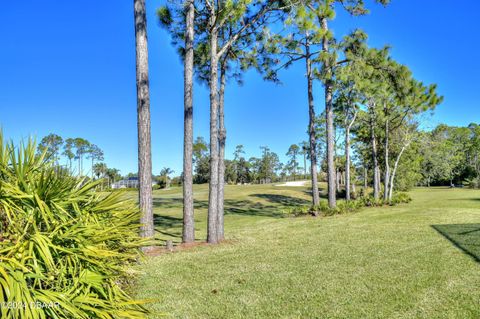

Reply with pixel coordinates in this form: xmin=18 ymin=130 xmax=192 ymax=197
xmin=0 ymin=136 xmax=147 ymax=318
xmin=284 ymin=192 xmax=412 ymax=217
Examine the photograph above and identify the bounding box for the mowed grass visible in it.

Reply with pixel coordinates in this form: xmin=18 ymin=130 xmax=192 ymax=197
xmin=131 ymin=185 xmax=480 ymax=319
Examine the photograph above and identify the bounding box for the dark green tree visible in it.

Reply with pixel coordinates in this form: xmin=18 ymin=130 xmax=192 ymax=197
xmin=37 ymin=133 xmax=63 ymax=163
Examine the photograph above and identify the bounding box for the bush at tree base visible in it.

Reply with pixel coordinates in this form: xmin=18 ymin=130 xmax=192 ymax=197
xmin=284 ymin=192 xmax=412 ymax=217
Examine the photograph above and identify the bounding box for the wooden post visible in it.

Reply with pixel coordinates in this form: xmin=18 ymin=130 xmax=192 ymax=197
xmin=165 ymin=240 xmax=174 ymax=252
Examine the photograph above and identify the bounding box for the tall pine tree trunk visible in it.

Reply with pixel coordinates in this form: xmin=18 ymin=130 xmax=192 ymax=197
xmin=217 ymin=61 xmax=227 ymax=242
xmin=182 ymin=0 xmax=195 ymax=244
xmin=306 ymin=37 xmax=320 ymax=208
xmin=383 ymin=104 xmax=390 ymax=201
xmin=321 ymin=17 xmax=336 ymax=208
xmin=345 ymin=126 xmax=351 ymax=200
xmin=336 ymin=168 xmax=341 ymax=192
xmin=207 ymin=24 xmax=219 ymax=244
xmin=363 ymin=167 xmax=368 ymax=190
xmin=303 ymin=152 xmax=307 ymax=179
xmin=134 ymin=0 xmax=154 ymax=245
xmin=369 ymin=102 xmax=380 ymax=200
xmin=345 ymin=108 xmax=357 ymax=201
xmin=388 ymin=141 xmax=410 ymax=200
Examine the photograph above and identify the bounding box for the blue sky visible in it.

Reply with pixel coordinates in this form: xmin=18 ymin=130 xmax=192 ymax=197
xmin=1 ymin=0 xmax=479 ymax=175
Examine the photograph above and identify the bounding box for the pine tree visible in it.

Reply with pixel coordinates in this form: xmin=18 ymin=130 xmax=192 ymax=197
xmin=134 ymin=0 xmax=154 ymax=246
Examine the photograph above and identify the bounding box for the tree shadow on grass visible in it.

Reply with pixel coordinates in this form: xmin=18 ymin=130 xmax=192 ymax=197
xmin=224 ymin=199 xmax=284 ymax=218
xmin=153 ymin=198 xmax=183 ymax=209
xmin=152 ymin=196 xmax=287 ymax=240
xmin=153 ymin=197 xmax=208 ymax=210
xmin=249 ymin=194 xmax=310 ymax=207
xmin=432 ymin=224 xmax=480 ymax=263
xmin=302 ymin=189 xmax=330 ymax=199
xmin=153 ymin=214 xmax=183 ymax=239
xmin=449 ymin=198 xmax=480 ymax=202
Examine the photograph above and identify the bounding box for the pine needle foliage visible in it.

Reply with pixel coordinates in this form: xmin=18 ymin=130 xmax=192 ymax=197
xmin=0 ymin=134 xmax=147 ymax=319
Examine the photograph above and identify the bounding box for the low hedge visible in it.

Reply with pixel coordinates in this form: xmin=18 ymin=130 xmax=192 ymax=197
xmin=284 ymin=192 xmax=412 ymax=217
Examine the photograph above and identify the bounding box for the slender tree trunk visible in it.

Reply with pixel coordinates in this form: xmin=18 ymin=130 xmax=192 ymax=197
xmin=388 ymin=141 xmax=410 ymax=200
xmin=336 ymin=168 xmax=341 ymax=192
xmin=303 ymin=153 xmax=307 ymax=180
xmin=207 ymin=24 xmax=219 ymax=244
xmin=321 ymin=17 xmax=336 ymax=208
xmin=345 ymin=111 xmax=358 ymax=200
xmin=364 ymin=167 xmax=368 ymax=190
xmin=217 ymin=62 xmax=227 ymax=242
xmin=383 ymin=104 xmax=390 ymax=201
xmin=182 ymin=0 xmax=195 ymax=244
xmin=345 ymin=126 xmax=351 ymax=200
xmin=134 ymin=0 xmax=154 ymax=245
xmin=377 ymin=166 xmax=382 ymax=194
xmin=305 ymin=42 xmax=320 ymax=208
xmin=369 ymin=102 xmax=380 ymax=200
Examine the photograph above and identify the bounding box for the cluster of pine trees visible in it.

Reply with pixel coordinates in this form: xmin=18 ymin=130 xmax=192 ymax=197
xmin=418 ymin=124 xmax=480 ymax=188
xmin=36 ymin=133 xmax=104 ymax=176
xmin=132 ymin=0 xmax=442 ymax=247
xmin=191 ymin=140 xmax=308 ymax=185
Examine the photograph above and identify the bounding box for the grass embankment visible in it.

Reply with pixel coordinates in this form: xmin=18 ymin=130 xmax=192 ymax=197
xmin=132 ymin=185 xmax=480 ymax=319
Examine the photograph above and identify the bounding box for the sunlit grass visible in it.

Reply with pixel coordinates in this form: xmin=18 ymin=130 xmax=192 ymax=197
xmin=133 ymin=186 xmax=480 ymax=318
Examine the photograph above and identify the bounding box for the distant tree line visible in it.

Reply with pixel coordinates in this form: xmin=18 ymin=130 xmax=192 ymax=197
xmin=37 ymin=133 xmax=104 ymax=177
xmin=37 ymin=133 xmax=182 ymax=190
xmin=190 ymin=138 xmax=315 ymax=185
xmin=418 ymin=124 xmax=480 ymax=188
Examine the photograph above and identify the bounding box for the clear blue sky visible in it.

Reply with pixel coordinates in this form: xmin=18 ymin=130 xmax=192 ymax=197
xmin=1 ymin=0 xmax=479 ymax=175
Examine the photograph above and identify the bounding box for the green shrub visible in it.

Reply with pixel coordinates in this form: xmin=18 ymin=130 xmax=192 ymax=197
xmin=0 ymin=137 xmax=147 ymax=318
xmin=466 ymin=177 xmax=480 ymax=189
xmin=285 ymin=199 xmax=364 ymax=217
xmin=359 ymin=196 xmax=385 ymax=207
xmin=390 ymin=192 xmax=412 ymax=205
xmin=283 ymin=205 xmax=311 ymax=217
xmin=285 ymin=192 xmax=412 ymax=218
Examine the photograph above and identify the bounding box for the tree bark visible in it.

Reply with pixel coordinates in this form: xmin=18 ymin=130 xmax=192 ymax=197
xmin=217 ymin=61 xmax=227 ymax=242
xmin=305 ymin=36 xmax=320 ymax=208
xmin=321 ymin=17 xmax=336 ymax=208
xmin=383 ymin=103 xmax=390 ymax=201
xmin=134 ymin=0 xmax=154 ymax=246
xmin=388 ymin=141 xmax=410 ymax=200
xmin=336 ymin=168 xmax=341 ymax=192
xmin=207 ymin=22 xmax=219 ymax=244
xmin=363 ymin=167 xmax=368 ymax=190
xmin=345 ymin=107 xmax=357 ymax=200
xmin=369 ymin=102 xmax=380 ymax=200
xmin=182 ymin=0 xmax=195 ymax=244
xmin=345 ymin=125 xmax=351 ymax=201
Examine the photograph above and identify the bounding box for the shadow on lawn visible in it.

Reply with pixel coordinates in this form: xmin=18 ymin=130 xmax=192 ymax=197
xmin=449 ymin=198 xmax=480 ymax=202
xmin=153 ymin=214 xmax=183 ymax=238
xmin=153 ymin=196 xmax=289 ymax=239
xmin=153 ymin=198 xmax=209 ymax=210
xmin=432 ymin=224 xmax=480 ymax=263
xmin=224 ymin=199 xmax=283 ymax=218
xmin=250 ymin=194 xmax=310 ymax=207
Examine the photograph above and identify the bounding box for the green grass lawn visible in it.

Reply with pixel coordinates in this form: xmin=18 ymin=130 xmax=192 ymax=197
xmin=132 ymin=185 xmax=480 ymax=319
